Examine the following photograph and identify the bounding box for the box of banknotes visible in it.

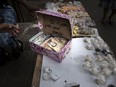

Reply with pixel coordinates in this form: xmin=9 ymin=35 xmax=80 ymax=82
xmin=29 ymin=10 xmax=72 ymax=63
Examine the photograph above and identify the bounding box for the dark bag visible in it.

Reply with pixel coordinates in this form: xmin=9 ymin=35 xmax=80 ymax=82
xmin=0 ymin=47 xmax=9 ymax=66
xmin=11 ymin=37 xmax=24 ymax=59
xmin=0 ymin=13 xmax=4 ymax=23
xmin=98 ymin=0 xmax=103 ymax=7
xmin=0 ymin=38 xmax=24 ymax=66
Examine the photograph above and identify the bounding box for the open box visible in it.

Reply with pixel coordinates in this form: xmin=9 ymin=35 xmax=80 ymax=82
xmin=29 ymin=11 xmax=72 ymax=63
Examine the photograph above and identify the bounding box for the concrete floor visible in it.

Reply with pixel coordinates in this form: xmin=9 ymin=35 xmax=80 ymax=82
xmin=0 ymin=23 xmax=38 ymax=87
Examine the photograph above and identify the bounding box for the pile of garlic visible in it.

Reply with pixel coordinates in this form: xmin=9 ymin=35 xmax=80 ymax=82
xmin=83 ymin=36 xmax=109 ymax=51
xmin=83 ymin=54 xmax=116 ymax=85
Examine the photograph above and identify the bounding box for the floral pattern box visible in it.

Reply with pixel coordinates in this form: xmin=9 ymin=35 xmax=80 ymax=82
xmin=29 ymin=10 xmax=73 ymax=63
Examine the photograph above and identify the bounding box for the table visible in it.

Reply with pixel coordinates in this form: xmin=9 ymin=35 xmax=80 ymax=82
xmin=31 ymin=54 xmax=43 ymax=87
xmin=38 ymin=38 xmax=116 ymax=87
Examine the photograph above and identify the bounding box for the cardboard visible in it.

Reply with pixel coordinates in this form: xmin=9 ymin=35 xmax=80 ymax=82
xmin=36 ymin=11 xmax=72 ymax=40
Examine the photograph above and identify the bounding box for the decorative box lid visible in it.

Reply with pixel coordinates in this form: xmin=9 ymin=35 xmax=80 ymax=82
xmin=36 ymin=10 xmax=72 ymax=40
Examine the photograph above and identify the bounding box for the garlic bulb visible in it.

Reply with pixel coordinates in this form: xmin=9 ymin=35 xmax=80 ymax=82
xmin=86 ymin=44 xmax=94 ymax=50
xmin=85 ymin=55 xmax=93 ymax=62
xmin=113 ymin=68 xmax=116 ymax=74
xmin=102 ymin=68 xmax=112 ymax=76
xmin=43 ymin=67 xmax=52 ymax=74
xmin=89 ymin=67 xmax=100 ymax=76
xmin=96 ymin=55 xmax=104 ymax=62
xmin=100 ymin=61 xmax=109 ymax=69
xmin=50 ymin=72 xmax=60 ymax=81
xmin=105 ymin=54 xmax=114 ymax=62
xmin=83 ymin=37 xmax=91 ymax=44
xmin=83 ymin=61 xmax=92 ymax=70
xmin=42 ymin=73 xmax=50 ymax=81
xmin=96 ymin=74 xmax=106 ymax=85
xmin=109 ymin=60 xmax=116 ymax=69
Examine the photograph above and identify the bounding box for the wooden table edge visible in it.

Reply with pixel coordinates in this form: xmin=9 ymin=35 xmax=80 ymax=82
xmin=31 ymin=54 xmax=43 ymax=87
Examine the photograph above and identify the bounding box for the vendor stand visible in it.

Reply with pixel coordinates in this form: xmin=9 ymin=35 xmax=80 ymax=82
xmin=31 ymin=1 xmax=116 ymax=87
